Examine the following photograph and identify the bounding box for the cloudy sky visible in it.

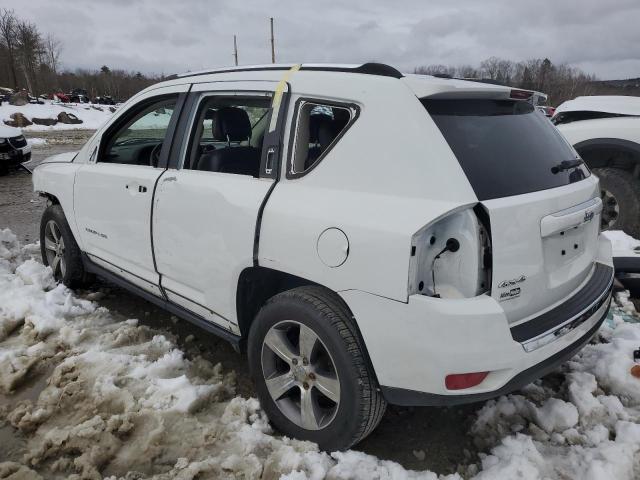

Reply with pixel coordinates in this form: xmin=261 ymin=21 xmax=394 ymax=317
xmin=5 ymin=0 xmax=640 ymax=79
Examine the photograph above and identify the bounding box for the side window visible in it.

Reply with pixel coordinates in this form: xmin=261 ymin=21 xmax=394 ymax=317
xmin=289 ymin=101 xmax=353 ymax=177
xmin=99 ymin=97 xmax=177 ymax=167
xmin=184 ymin=95 xmax=271 ymax=177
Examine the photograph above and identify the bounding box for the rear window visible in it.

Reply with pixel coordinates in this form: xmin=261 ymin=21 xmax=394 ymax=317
xmin=423 ymin=99 xmax=590 ymax=200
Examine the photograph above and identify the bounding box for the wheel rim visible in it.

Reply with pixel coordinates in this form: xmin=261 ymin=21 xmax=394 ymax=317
xmin=261 ymin=320 xmax=340 ymax=430
xmin=600 ymin=188 xmax=620 ymax=230
xmin=44 ymin=220 xmax=66 ymax=279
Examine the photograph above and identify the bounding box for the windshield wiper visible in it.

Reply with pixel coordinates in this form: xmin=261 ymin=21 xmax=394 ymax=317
xmin=551 ymin=159 xmax=584 ymax=174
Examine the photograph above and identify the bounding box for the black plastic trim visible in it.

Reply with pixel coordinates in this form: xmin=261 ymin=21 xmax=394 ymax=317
xmin=573 ymin=138 xmax=640 ymax=160
xmin=253 ymin=84 xmax=291 ymax=265
xmin=613 ymin=256 xmax=640 ymax=273
xmin=82 ymin=253 xmax=241 ymax=349
xmin=286 ymin=97 xmax=361 ymax=179
xmin=381 ymin=297 xmax=610 ymax=406
xmin=510 ymin=263 xmax=613 ymax=343
xmin=177 ymin=62 xmax=403 ymax=80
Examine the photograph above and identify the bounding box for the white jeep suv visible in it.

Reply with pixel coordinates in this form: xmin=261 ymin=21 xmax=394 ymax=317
xmin=33 ymin=63 xmax=614 ymax=450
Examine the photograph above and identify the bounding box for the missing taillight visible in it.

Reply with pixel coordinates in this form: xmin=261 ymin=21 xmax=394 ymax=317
xmin=408 ymin=205 xmax=492 ymax=299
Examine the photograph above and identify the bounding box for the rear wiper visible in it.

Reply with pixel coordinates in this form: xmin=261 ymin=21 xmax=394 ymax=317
xmin=551 ymin=159 xmax=584 ymax=174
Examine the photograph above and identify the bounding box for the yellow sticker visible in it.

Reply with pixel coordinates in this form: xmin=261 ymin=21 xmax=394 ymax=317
xmin=269 ymin=64 xmax=301 ymax=132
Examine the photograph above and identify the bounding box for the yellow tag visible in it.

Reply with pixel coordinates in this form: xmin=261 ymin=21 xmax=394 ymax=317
xmin=269 ymin=64 xmax=300 ymax=132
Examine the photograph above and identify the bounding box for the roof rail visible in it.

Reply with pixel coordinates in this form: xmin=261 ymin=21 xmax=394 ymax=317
xmin=175 ymin=62 xmax=403 ymax=79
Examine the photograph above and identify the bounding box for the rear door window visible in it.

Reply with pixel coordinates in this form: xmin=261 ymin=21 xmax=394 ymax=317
xmin=423 ymin=99 xmax=590 ymax=200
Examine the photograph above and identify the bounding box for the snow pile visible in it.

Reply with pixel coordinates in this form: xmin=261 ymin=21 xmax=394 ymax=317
xmin=1 ymin=100 xmax=116 ymax=131
xmin=1 ymin=227 xmax=640 ymax=479
xmin=0 ymin=229 xmax=454 ymax=479
xmin=604 ymin=230 xmax=640 ymax=258
xmin=468 ymin=297 xmax=640 ymax=480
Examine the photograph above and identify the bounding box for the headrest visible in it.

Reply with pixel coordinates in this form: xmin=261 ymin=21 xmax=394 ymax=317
xmin=213 ymin=107 xmax=252 ymax=142
xmin=308 ymin=113 xmax=333 ymax=144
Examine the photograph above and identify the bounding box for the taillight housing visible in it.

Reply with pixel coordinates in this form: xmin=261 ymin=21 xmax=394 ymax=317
xmin=510 ymin=89 xmax=533 ymax=100
xmin=408 ymin=205 xmax=492 ymax=299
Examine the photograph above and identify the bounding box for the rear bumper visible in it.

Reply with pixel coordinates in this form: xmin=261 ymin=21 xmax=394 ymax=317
xmin=339 ymin=238 xmax=614 ymax=406
xmin=381 ymin=297 xmax=610 ymax=406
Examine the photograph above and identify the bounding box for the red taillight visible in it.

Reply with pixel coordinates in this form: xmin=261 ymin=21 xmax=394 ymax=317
xmin=510 ymin=89 xmax=533 ymax=100
xmin=445 ymin=372 xmax=489 ymax=390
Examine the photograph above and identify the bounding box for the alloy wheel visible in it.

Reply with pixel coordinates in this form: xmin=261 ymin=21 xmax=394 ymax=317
xmin=600 ymin=188 xmax=620 ymax=230
xmin=261 ymin=320 xmax=340 ymax=430
xmin=43 ymin=220 xmax=66 ymax=279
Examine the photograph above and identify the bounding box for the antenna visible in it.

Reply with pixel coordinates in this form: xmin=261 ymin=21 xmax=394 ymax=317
xmin=270 ymin=18 xmax=275 ymax=63
xmin=233 ymin=35 xmax=238 ymax=66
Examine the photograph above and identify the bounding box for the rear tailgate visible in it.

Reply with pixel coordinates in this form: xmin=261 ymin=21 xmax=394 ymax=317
xmin=423 ymin=97 xmax=602 ymax=324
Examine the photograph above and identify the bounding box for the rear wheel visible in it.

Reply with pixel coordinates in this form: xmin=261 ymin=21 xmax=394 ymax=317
xmin=248 ymin=286 xmax=386 ymax=451
xmin=593 ymin=167 xmax=640 ymax=238
xmin=40 ymin=204 xmax=92 ymax=288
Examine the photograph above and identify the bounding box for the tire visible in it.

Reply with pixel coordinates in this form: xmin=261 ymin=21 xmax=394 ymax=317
xmin=593 ymin=167 xmax=640 ymax=238
xmin=248 ymin=286 xmax=386 ymax=451
xmin=40 ymin=204 xmax=92 ymax=288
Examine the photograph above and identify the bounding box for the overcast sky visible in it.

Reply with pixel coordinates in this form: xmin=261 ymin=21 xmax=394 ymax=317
xmin=5 ymin=0 xmax=640 ymax=80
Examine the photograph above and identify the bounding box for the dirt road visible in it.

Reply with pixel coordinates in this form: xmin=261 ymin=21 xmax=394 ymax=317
xmin=0 ymin=130 xmax=479 ymax=474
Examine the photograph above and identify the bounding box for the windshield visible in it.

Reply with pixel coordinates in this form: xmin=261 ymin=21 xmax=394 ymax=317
xmin=423 ymin=98 xmax=590 ymax=200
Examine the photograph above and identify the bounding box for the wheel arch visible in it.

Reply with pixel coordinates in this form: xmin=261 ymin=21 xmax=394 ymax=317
xmin=236 ymin=266 xmax=321 ymax=339
xmin=575 ymin=138 xmax=640 ymax=177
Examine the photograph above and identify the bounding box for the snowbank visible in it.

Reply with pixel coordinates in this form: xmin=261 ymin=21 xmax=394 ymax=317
xmin=604 ymin=230 xmax=640 ymax=257
xmin=0 ymin=227 xmax=639 ymax=479
xmin=1 ymin=100 xmax=116 ymax=132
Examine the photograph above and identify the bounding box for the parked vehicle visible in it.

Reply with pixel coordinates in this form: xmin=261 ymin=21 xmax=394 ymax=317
xmin=554 ymin=96 xmax=640 ymax=238
xmin=0 ymin=124 xmax=31 ymax=175
xmin=93 ymin=95 xmax=116 ymax=105
xmin=33 ymin=63 xmax=614 ymax=451
xmin=537 ymin=105 xmax=556 ymax=117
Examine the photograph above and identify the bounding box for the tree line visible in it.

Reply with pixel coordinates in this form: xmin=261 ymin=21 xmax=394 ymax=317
xmin=0 ymin=8 xmax=163 ymax=100
xmin=415 ymin=57 xmax=640 ymax=106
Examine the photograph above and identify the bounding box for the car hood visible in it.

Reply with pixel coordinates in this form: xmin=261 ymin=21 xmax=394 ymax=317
xmin=0 ymin=124 xmax=22 ymax=138
xmin=554 ymin=95 xmax=640 ymax=117
xmin=40 ymin=151 xmax=78 ymax=164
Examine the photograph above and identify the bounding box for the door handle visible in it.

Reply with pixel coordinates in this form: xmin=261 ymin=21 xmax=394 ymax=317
xmin=265 ymin=147 xmax=276 ymax=175
xmin=125 ymin=183 xmax=148 ymax=193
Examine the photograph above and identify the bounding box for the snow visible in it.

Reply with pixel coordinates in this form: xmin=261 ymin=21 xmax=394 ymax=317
xmin=604 ymin=230 xmax=640 ymax=258
xmin=1 ymin=100 xmax=117 ymax=131
xmin=554 ymin=95 xmax=640 ymax=117
xmin=1 ymin=227 xmax=640 ymax=479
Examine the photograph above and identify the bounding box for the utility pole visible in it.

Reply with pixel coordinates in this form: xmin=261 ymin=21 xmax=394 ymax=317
xmin=233 ymin=35 xmax=238 ymax=66
xmin=270 ymin=17 xmax=275 ymax=63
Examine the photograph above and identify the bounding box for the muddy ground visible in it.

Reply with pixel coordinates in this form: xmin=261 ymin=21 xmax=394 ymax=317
xmin=0 ymin=130 xmax=481 ymax=475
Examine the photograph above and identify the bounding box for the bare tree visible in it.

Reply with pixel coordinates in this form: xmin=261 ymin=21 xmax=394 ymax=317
xmin=15 ymin=20 xmax=44 ymax=93
xmin=0 ymin=9 xmax=18 ymax=88
xmin=44 ymin=33 xmax=61 ymax=74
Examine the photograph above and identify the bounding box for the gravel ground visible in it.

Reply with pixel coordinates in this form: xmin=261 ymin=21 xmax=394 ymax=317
xmin=0 ymin=130 xmax=482 ymax=474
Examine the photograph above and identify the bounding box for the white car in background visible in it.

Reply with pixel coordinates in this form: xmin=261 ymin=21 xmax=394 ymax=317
xmin=33 ymin=63 xmax=613 ymax=450
xmin=0 ymin=124 xmax=31 ymax=174
xmin=554 ymin=96 xmax=640 ymax=238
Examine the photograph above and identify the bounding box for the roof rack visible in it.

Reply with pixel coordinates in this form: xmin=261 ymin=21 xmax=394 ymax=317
xmin=175 ymin=62 xmax=403 ymax=80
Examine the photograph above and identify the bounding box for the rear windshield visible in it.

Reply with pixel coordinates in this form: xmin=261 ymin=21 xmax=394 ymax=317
xmin=423 ymin=99 xmax=590 ymax=200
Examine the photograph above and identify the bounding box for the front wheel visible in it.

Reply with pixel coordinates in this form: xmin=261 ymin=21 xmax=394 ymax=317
xmin=40 ymin=204 xmax=92 ymax=288
xmin=248 ymin=286 xmax=386 ymax=451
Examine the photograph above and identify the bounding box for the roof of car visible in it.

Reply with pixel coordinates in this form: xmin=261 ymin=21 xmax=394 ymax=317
xmin=162 ymin=63 xmax=514 ymax=99
xmin=555 ymin=96 xmax=640 ymax=117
